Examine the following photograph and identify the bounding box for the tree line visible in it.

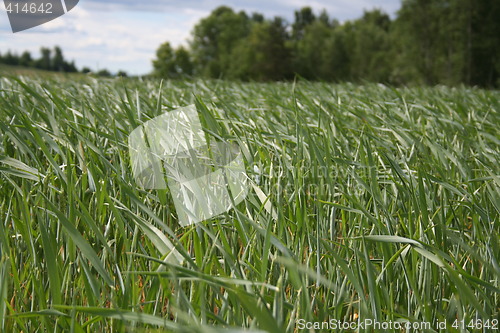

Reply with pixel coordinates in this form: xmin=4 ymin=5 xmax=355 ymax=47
xmin=0 ymin=46 xmax=77 ymax=73
xmin=0 ymin=46 xmax=128 ymax=77
xmin=153 ymin=0 xmax=500 ymax=87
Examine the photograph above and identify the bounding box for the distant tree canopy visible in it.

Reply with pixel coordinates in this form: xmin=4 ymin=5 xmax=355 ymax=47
xmin=0 ymin=46 xmax=78 ymax=73
xmin=0 ymin=46 xmax=125 ymax=77
xmin=153 ymin=1 xmax=500 ymax=86
xmin=153 ymin=42 xmax=193 ymax=78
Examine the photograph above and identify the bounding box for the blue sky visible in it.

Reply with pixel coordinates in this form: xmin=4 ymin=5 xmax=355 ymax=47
xmin=0 ymin=0 xmax=401 ymax=75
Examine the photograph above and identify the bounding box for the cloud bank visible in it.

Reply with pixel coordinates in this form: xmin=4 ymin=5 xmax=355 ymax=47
xmin=0 ymin=0 xmax=400 ymax=75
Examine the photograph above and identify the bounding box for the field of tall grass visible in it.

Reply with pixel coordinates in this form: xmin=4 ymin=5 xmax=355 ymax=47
xmin=0 ymin=76 xmax=498 ymax=332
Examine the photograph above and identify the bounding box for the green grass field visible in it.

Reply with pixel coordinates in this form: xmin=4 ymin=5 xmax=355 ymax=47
xmin=0 ymin=76 xmax=498 ymax=332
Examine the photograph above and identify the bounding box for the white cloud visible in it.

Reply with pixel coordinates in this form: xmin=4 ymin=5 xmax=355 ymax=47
xmin=0 ymin=1 xmax=400 ymax=75
xmin=0 ymin=4 xmax=207 ymax=75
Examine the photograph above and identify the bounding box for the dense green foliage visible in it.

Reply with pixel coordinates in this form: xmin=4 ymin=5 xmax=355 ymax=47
xmin=394 ymin=0 xmax=500 ymax=86
xmin=0 ymin=46 xmax=78 ymax=73
xmin=0 ymin=76 xmax=498 ymax=331
xmin=0 ymin=47 xmax=126 ymax=77
xmin=153 ymin=43 xmax=193 ymax=79
xmin=153 ymin=1 xmax=500 ymax=87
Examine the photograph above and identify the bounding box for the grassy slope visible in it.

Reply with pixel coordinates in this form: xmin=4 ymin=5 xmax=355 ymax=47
xmin=0 ymin=64 xmax=56 ymax=77
xmin=0 ymin=76 xmax=498 ymax=332
xmin=0 ymin=64 xmax=89 ymax=80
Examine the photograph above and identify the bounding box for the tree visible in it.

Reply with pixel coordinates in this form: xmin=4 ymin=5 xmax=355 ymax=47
xmin=468 ymin=0 xmax=500 ymax=86
xmin=37 ymin=47 xmax=52 ymax=70
xmin=0 ymin=46 xmax=78 ymax=73
xmin=150 ymin=3 xmax=499 ymax=86
xmin=348 ymin=10 xmax=393 ymax=82
xmin=391 ymin=0 xmax=484 ymax=85
xmin=2 ymin=51 xmax=19 ymax=66
xmin=230 ymin=17 xmax=292 ymax=81
xmin=153 ymin=42 xmax=176 ymax=77
xmin=19 ymin=51 xmax=33 ymax=67
xmin=324 ymin=26 xmax=351 ymax=81
xmin=152 ymin=42 xmax=193 ymax=79
xmin=52 ymin=46 xmax=65 ymax=71
xmin=190 ymin=6 xmax=251 ymax=78
xmin=292 ymin=7 xmax=316 ymax=40
xmin=96 ymin=69 xmax=111 ymax=77
xmin=174 ymin=47 xmax=193 ymax=77
xmin=63 ymin=60 xmax=77 ymax=73
xmin=293 ymin=20 xmax=332 ymax=79
xmin=251 ymin=12 xmax=264 ymax=23
xmin=318 ymin=9 xmax=331 ymax=26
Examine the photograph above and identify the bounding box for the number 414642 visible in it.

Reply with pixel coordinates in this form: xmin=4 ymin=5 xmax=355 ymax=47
xmin=5 ymin=2 xmax=53 ymax=14
xmin=452 ymin=319 xmax=498 ymax=330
